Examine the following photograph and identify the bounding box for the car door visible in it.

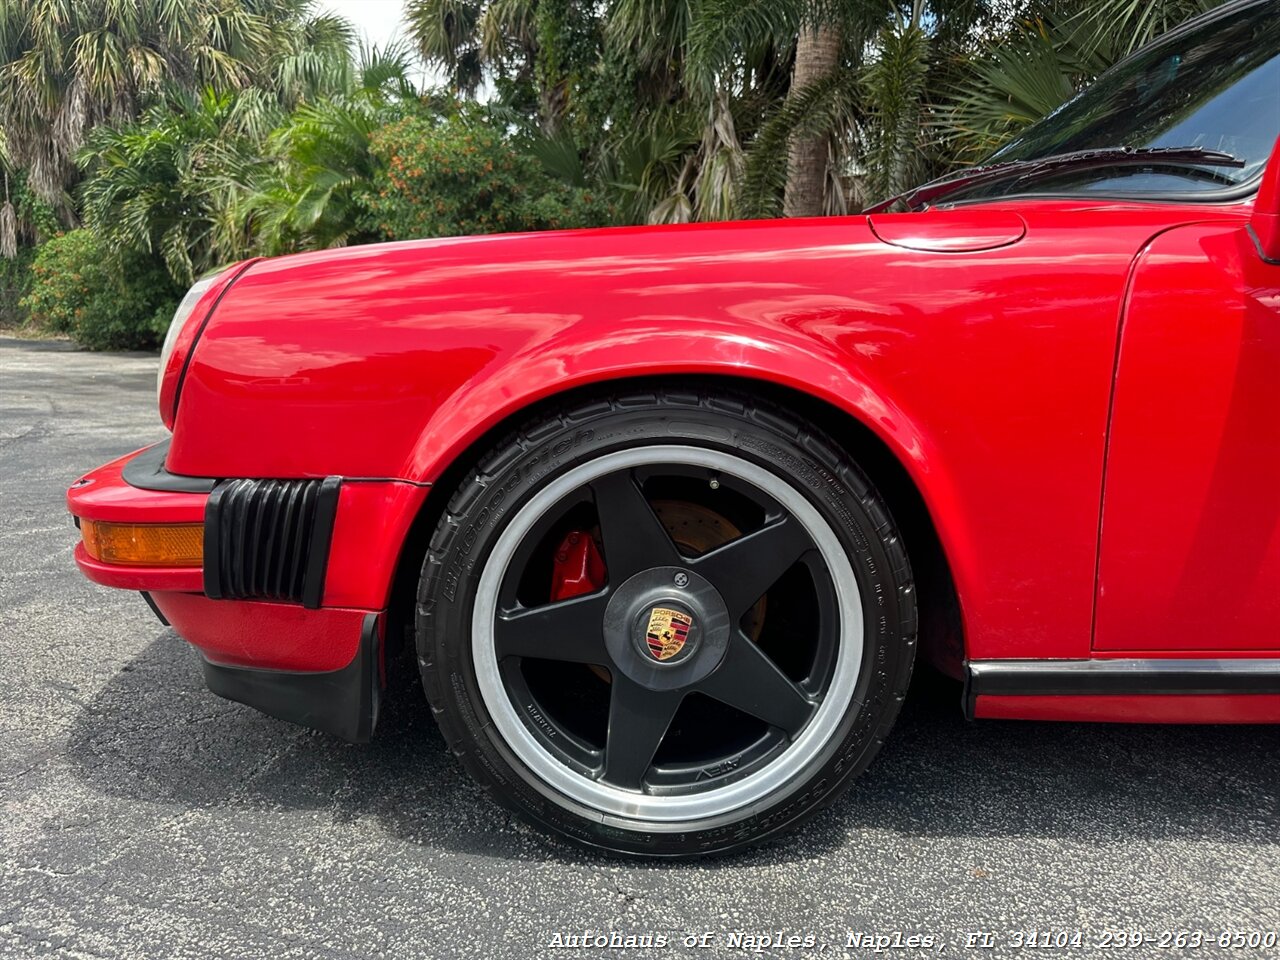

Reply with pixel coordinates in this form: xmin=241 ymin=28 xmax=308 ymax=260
xmin=1095 ymin=159 xmax=1280 ymax=652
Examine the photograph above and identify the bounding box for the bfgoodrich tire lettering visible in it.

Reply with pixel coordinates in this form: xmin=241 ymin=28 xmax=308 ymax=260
xmin=416 ymin=388 xmax=916 ymax=857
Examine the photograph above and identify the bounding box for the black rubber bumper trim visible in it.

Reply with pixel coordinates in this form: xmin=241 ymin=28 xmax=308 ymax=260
xmin=203 ymin=476 xmax=341 ymax=608
xmin=121 ymin=438 xmax=431 ymax=493
xmin=1247 ymin=224 xmax=1280 ymax=265
xmin=302 ymin=477 xmax=341 ymax=609
xmin=201 ymin=612 xmax=382 ymax=742
xmin=965 ymin=658 xmax=1280 ymax=718
xmin=139 ymin=591 xmax=170 ymax=626
xmin=121 ymin=439 xmax=217 ymax=494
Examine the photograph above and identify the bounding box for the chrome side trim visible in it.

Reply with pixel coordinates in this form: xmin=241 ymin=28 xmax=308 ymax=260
xmin=964 ymin=658 xmax=1280 ymax=718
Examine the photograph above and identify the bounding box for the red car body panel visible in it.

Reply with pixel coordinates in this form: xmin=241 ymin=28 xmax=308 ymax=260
xmin=73 ymin=543 xmax=205 ymax=593
xmin=974 ymin=693 xmax=1280 ymax=723
xmin=158 ymin=259 xmax=260 ymax=431
xmin=151 ymin=591 xmax=368 ymax=672
xmin=164 ymin=200 xmax=1257 ymax=671
xmin=323 ymin=479 xmax=428 ymax=609
xmin=1097 ymin=222 xmax=1280 ymax=651
xmin=68 ymin=448 xmax=207 ymax=525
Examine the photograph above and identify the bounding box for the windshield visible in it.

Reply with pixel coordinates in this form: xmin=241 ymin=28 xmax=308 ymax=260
xmin=955 ymin=0 xmax=1280 ymax=201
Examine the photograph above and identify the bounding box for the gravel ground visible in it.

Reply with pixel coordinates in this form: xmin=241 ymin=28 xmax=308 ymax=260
xmin=1 ymin=336 xmax=1277 ymax=960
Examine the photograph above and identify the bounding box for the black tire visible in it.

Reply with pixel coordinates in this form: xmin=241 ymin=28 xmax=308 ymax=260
xmin=416 ymin=387 xmax=916 ymax=857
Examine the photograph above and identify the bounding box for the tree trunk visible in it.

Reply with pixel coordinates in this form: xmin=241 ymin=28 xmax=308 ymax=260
xmin=783 ymin=24 xmax=842 ymax=218
xmin=539 ymin=79 xmax=568 ymax=136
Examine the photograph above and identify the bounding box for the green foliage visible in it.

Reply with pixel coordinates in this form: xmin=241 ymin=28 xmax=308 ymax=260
xmin=244 ymin=97 xmax=391 ymax=254
xmin=0 ymin=0 xmax=360 ymax=205
xmin=1072 ymin=0 xmax=1226 ymax=59
xmin=20 ymin=230 xmax=181 ymax=350
xmin=685 ymin=0 xmax=802 ymax=93
xmin=404 ymin=0 xmax=504 ymax=96
xmin=8 ymin=175 xmax=60 ymax=243
xmin=593 ymin=107 xmax=702 ymax=223
xmin=941 ymin=16 xmax=1106 ymax=161
xmin=941 ymin=0 xmax=1230 ymax=162
xmin=364 ymin=109 xmax=612 ymax=239
xmin=79 ymin=88 xmax=275 ymax=286
xmin=739 ymin=67 xmax=845 ymax=218
xmin=0 ymin=167 xmax=70 ymax=326
xmin=239 ymin=44 xmax=419 ymax=255
xmin=0 ymin=245 xmax=35 ymax=327
xmin=860 ymin=20 xmax=931 ymax=200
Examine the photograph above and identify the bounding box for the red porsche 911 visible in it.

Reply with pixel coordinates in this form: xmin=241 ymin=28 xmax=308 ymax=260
xmin=68 ymin=0 xmax=1280 ymax=856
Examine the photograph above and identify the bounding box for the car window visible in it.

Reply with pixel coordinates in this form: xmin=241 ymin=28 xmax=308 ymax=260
xmin=959 ymin=1 xmax=1280 ymax=201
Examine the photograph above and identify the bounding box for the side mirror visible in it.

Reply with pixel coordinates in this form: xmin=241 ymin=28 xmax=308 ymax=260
xmin=1251 ymin=135 xmax=1280 ymax=264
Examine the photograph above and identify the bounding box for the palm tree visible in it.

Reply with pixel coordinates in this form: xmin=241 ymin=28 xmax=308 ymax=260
xmin=603 ymin=0 xmax=801 ymax=221
xmin=783 ymin=24 xmax=844 ymax=215
xmin=403 ymin=0 xmax=543 ymax=103
xmin=240 ymin=42 xmax=418 ymax=254
xmin=405 ymin=0 xmax=597 ymax=134
xmin=0 ymin=0 xmax=355 ymax=208
xmin=1073 ymin=0 xmax=1226 ymax=58
xmin=859 ymin=13 xmax=931 ymax=200
xmin=404 ymin=0 xmax=491 ymax=95
xmin=79 ymin=87 xmax=279 ymax=285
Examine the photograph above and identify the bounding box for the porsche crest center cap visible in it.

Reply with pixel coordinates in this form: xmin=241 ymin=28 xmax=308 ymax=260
xmin=645 ymin=607 xmax=693 ymax=662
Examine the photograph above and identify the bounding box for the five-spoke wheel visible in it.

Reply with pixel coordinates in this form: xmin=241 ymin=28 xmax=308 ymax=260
xmin=418 ymin=391 xmax=915 ymax=856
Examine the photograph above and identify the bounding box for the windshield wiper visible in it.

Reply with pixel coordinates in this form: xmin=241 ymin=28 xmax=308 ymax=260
xmin=863 ymin=146 xmax=1246 ymax=213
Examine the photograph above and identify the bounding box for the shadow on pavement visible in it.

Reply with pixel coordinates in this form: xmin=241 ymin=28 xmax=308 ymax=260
xmin=64 ymin=631 xmax=1280 ymax=866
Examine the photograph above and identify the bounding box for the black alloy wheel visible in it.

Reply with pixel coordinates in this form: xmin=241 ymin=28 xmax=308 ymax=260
xmin=417 ymin=388 xmax=916 ymax=857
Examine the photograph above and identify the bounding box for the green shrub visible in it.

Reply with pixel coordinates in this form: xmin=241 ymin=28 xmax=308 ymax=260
xmin=0 ymin=248 xmax=36 ymax=328
xmin=20 ymin=230 xmax=182 ymax=350
xmin=1 ymin=176 xmax=61 ymax=328
xmin=363 ymin=111 xmax=612 ymax=240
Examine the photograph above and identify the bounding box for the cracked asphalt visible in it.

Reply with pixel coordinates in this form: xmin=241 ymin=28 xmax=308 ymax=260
xmin=1 ymin=336 xmax=1278 ymax=960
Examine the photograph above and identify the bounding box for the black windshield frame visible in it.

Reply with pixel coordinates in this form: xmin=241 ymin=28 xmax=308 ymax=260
xmin=944 ymin=0 xmax=1280 ymax=206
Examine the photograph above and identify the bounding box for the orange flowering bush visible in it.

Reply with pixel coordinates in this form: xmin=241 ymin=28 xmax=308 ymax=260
xmin=364 ymin=112 xmax=610 ymax=240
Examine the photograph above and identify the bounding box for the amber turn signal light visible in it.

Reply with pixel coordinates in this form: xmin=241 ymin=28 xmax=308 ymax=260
xmin=80 ymin=519 xmax=203 ymax=567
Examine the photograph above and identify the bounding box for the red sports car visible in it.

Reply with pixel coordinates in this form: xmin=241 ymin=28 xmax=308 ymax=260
xmin=68 ymin=0 xmax=1280 ymax=856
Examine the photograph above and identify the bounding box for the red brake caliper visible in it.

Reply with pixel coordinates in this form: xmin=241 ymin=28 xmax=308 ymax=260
xmin=549 ymin=530 xmax=607 ymax=601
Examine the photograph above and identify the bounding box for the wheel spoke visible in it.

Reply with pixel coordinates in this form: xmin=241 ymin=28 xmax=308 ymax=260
xmin=590 ymin=470 xmax=680 ymax=581
xmin=601 ymin=679 xmax=683 ymax=789
xmin=688 ymin=516 xmax=814 ymax=618
xmin=493 ymin=592 xmax=611 ymax=664
xmin=697 ymin=633 xmax=815 ymax=736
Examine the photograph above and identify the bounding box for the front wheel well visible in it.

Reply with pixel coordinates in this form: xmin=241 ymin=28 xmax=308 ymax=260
xmin=383 ymin=375 xmax=965 ymax=684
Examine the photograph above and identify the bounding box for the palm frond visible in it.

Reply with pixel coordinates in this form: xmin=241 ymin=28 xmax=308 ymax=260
xmin=686 ymin=0 xmax=803 ymax=93
xmin=860 ymin=18 xmax=930 ymax=200
xmin=1071 ymin=0 xmax=1225 ymax=59
xmin=939 ymin=16 xmax=1086 ymax=162
xmin=741 ymin=67 xmax=851 ymax=218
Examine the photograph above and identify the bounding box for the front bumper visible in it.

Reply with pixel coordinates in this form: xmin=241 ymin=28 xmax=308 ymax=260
xmin=69 ymin=447 xmax=207 ymax=592
xmin=66 ymin=442 xmax=421 ymax=741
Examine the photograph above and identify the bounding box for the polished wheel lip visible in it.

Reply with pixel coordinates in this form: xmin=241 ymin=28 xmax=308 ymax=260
xmin=471 ymin=445 xmax=864 ymax=824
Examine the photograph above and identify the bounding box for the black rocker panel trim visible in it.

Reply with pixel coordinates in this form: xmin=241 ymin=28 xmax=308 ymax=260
xmin=965 ymin=658 xmax=1280 ymax=718
xmin=201 ymin=612 xmax=381 ymax=742
xmin=121 ymin=439 xmax=217 ymax=494
xmin=204 ymin=476 xmax=341 ymax=608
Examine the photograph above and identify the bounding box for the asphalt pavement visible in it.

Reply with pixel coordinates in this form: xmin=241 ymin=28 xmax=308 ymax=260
xmin=1 ymin=336 xmax=1277 ymax=959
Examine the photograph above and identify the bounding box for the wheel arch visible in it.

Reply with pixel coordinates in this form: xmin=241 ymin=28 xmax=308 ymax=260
xmin=383 ymin=373 xmax=967 ymax=681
